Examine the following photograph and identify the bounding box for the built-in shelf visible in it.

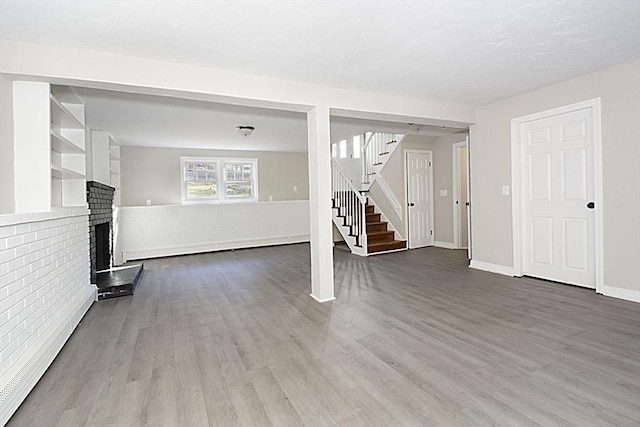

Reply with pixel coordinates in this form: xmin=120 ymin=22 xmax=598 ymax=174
xmin=50 ymin=88 xmax=87 ymax=208
xmin=50 ymin=94 xmax=84 ymax=130
xmin=50 ymin=129 xmax=84 ymax=154
xmin=109 ymin=147 xmax=120 ymax=160
xmin=51 ymin=165 xmax=85 ymax=179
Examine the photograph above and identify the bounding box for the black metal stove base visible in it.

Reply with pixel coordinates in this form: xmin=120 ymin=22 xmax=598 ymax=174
xmin=96 ymin=264 xmax=144 ymax=300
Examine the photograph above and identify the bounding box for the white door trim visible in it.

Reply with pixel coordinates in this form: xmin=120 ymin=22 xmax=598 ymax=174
xmin=452 ymin=139 xmax=469 ymax=251
xmin=404 ymin=149 xmax=435 ymax=248
xmin=510 ymin=98 xmax=603 ymax=293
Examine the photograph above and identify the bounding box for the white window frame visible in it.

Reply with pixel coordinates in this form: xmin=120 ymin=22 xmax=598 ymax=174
xmin=181 ymin=156 xmax=259 ymax=204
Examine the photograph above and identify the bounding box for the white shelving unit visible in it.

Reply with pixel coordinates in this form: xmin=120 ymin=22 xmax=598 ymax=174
xmin=90 ymin=130 xmax=121 ymax=206
xmin=12 ymin=82 xmax=87 ymax=212
xmin=50 ymin=90 xmax=86 ymax=207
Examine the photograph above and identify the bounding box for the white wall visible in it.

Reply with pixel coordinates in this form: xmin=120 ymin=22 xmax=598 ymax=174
xmin=0 ymin=208 xmax=95 ymax=425
xmin=470 ymin=59 xmax=640 ymax=297
xmin=120 ymin=201 xmax=309 ymax=260
xmin=371 ymin=133 xmax=472 ymax=245
xmin=0 ymin=74 xmax=15 ymax=214
xmin=431 ymin=134 xmax=469 ymax=246
xmin=120 ymin=146 xmax=309 ymax=206
xmin=370 ymin=135 xmax=436 ymax=235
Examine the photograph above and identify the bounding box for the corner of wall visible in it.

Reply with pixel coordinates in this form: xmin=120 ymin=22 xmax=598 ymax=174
xmin=0 ymin=74 xmax=15 ymax=214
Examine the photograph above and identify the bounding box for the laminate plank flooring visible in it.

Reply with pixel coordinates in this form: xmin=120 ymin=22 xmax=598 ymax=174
xmin=8 ymin=244 xmax=640 ymax=426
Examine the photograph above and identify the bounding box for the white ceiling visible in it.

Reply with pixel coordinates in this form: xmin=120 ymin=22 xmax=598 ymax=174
xmin=1 ymin=0 xmax=638 ymax=106
xmin=72 ymin=87 xmax=461 ymax=151
xmin=73 ymin=87 xmax=309 ymax=151
xmin=2 ymin=0 xmax=638 ymax=151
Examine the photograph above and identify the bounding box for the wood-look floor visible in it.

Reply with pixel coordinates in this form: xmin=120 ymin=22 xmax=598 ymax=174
xmin=8 ymin=244 xmax=640 ymax=426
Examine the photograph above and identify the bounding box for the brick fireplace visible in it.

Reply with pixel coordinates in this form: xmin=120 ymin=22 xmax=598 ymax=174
xmin=86 ymin=181 xmax=115 ymax=284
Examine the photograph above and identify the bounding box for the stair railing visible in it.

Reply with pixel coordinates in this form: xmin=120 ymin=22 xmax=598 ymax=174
xmin=332 ymin=159 xmax=368 ymax=249
xmin=362 ymin=132 xmax=402 ymax=186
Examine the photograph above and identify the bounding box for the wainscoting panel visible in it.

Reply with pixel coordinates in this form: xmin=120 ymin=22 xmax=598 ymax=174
xmin=120 ymin=201 xmax=310 ymax=261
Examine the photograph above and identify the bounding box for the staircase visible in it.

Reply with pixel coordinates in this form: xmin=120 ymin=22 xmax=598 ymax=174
xmin=362 ymin=132 xmax=404 ymax=191
xmin=365 ymin=204 xmax=406 ymax=253
xmin=332 ymin=155 xmax=406 ymax=256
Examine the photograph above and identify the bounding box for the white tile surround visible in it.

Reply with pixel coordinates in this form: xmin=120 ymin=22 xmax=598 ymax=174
xmin=120 ymin=200 xmax=310 ymax=261
xmin=0 ymin=208 xmax=95 ymax=425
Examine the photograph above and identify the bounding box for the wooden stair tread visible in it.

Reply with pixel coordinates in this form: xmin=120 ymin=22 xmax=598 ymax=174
xmin=367 ymin=230 xmax=394 ymax=237
xmin=367 ymin=240 xmax=406 ymax=253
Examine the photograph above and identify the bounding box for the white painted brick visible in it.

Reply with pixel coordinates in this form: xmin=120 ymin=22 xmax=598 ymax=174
xmin=15 ymin=243 xmax=30 ymax=259
xmin=28 ymin=222 xmax=42 ymax=232
xmin=14 ymin=264 xmax=31 ymax=281
xmin=0 ymin=270 xmax=17 ymax=288
xmin=14 ymin=224 xmax=30 ymax=236
xmin=0 ymin=225 xmax=16 ymax=239
xmin=1 ymin=211 xmax=91 ymax=399
xmin=0 ymin=309 xmax=9 ymax=326
xmin=22 ymin=232 xmax=36 ymax=245
xmin=5 ymin=234 xmax=24 ymax=249
xmin=0 ymin=248 xmax=17 ymax=264
xmin=7 ymin=257 xmax=25 ymax=273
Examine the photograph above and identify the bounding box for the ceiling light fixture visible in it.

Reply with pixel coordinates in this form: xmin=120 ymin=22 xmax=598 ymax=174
xmin=236 ymin=125 xmax=255 ymax=137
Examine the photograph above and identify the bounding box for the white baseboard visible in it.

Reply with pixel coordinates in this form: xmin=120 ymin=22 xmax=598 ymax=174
xmin=124 ymin=234 xmax=310 ymax=261
xmin=600 ymin=285 xmax=640 ymax=303
xmin=0 ymin=285 xmax=95 ymax=426
xmin=435 ymin=241 xmax=455 ymax=249
xmin=469 ymin=260 xmax=515 ymax=276
xmin=310 ymin=293 xmax=336 ymax=303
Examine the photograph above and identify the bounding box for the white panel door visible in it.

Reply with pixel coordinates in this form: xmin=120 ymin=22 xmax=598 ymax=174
xmin=407 ymin=151 xmax=434 ymax=248
xmin=521 ymin=108 xmax=595 ymax=288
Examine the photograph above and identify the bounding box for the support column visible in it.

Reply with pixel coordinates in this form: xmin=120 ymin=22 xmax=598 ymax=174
xmin=307 ymin=105 xmax=335 ymax=302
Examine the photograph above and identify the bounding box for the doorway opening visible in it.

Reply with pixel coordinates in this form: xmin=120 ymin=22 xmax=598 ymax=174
xmin=452 ymin=139 xmax=470 ymax=259
xmin=511 ymin=99 xmax=603 ymax=291
xmin=404 ymin=150 xmax=434 ymax=249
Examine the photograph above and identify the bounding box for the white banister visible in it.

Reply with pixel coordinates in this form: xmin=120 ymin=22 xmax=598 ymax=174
xmin=331 ymin=159 xmax=368 ymax=252
xmin=362 ymin=132 xmax=403 ymax=190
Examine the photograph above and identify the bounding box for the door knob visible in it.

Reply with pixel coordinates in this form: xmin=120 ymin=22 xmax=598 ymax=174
xmin=408 ymin=203 xmax=415 ymax=207
xmin=586 ymin=201 xmax=595 ymax=209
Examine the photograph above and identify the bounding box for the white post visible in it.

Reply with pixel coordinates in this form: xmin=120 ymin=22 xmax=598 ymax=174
xmin=13 ymin=81 xmax=51 ymax=212
xmin=307 ymin=105 xmax=335 ymax=303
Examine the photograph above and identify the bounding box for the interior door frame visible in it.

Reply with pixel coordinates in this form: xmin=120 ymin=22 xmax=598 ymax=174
xmin=452 ymin=138 xmax=470 ymax=254
xmin=404 ymin=149 xmax=435 ymax=249
xmin=510 ymin=98 xmax=603 ymax=293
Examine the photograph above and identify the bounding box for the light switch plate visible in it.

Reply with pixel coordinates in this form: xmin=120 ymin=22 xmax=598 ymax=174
xmin=502 ymin=185 xmax=510 ymax=195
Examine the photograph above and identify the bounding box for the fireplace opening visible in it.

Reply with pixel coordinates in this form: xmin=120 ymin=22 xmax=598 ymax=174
xmin=95 ymin=222 xmax=110 ymax=271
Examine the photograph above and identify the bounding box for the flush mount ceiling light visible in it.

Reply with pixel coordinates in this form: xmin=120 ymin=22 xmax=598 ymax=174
xmin=236 ymin=125 xmax=255 ymax=137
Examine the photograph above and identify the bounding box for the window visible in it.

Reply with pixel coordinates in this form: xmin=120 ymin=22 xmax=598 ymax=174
xmin=339 ymin=140 xmax=347 ymax=158
xmin=181 ymin=157 xmax=257 ymax=203
xmin=353 ymin=135 xmax=361 ymax=159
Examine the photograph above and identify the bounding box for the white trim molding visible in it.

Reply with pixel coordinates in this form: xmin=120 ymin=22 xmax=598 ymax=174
xmin=510 ymin=98 xmax=603 ymax=292
xmin=451 ymin=139 xmax=469 ymax=251
xmin=376 ymin=175 xmax=403 ymax=219
xmin=124 ymin=234 xmax=310 ymax=261
xmin=470 ymin=260 xmax=515 ymax=276
xmin=310 ymin=294 xmax=336 ymax=303
xmin=600 ymin=286 xmax=640 ymax=303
